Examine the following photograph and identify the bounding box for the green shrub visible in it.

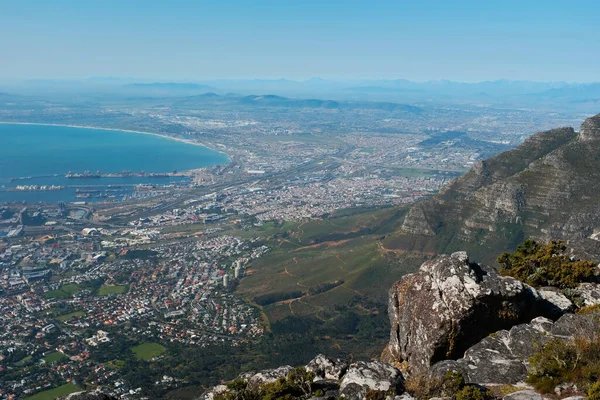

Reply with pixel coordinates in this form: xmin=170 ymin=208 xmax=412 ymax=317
xmin=498 ymin=239 xmax=596 ymax=288
xmin=405 ymin=370 xmax=468 ymax=400
xmin=527 ymin=336 xmax=600 ymax=393
xmin=215 ymin=367 xmax=316 ymax=400
xmin=588 ymin=381 xmax=600 ymax=400
xmin=455 ymin=386 xmax=491 ymax=400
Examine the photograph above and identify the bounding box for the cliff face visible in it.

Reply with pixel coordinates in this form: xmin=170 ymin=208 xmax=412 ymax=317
xmin=391 ymin=113 xmax=600 ymax=262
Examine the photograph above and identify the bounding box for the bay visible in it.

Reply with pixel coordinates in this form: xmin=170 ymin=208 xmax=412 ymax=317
xmin=0 ymin=123 xmax=229 ymax=204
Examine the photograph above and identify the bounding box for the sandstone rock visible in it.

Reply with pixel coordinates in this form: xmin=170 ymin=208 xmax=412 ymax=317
xmin=579 ymin=113 xmax=600 ymax=142
xmin=382 ymin=252 xmax=560 ymax=374
xmin=538 ymin=287 xmax=574 ymax=313
xmin=570 ymin=283 xmax=600 ymax=306
xmin=501 ymin=390 xmax=547 ymax=400
xmin=554 ymin=382 xmax=578 ymax=396
xmin=238 ymin=365 xmax=294 ymax=388
xmin=339 ymin=361 xmax=404 ymax=400
xmin=394 ymin=394 xmax=415 ymax=400
xmin=198 ymin=385 xmax=227 ymax=400
xmin=401 ymin=204 xmax=435 ymax=236
xmin=306 ymin=354 xmax=348 ymax=381
xmin=430 ymin=313 xmax=600 ymax=385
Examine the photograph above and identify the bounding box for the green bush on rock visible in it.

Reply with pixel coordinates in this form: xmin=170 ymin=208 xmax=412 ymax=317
xmin=214 ymin=367 xmax=316 ymax=400
xmin=498 ymin=239 xmax=596 ymax=288
xmin=405 ymin=371 xmax=490 ymax=400
xmin=527 ymin=335 xmax=600 ymax=393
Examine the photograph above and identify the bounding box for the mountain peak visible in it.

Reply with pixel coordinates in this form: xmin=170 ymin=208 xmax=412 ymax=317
xmin=579 ymin=113 xmax=600 ymax=141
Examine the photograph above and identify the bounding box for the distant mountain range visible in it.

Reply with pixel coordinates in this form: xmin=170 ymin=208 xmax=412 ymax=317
xmin=124 ymin=82 xmax=214 ymax=91
xmin=2 ymin=78 xmax=599 ymax=108
xmin=171 ymin=92 xmax=423 ymax=113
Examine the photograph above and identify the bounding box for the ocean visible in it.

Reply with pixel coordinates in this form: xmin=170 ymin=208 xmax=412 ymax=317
xmin=0 ymin=123 xmax=229 ymax=204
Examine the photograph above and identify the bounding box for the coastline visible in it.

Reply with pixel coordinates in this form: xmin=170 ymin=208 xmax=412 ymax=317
xmin=0 ymin=121 xmax=231 ymax=162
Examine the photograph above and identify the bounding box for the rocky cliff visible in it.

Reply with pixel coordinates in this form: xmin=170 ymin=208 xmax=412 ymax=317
xmin=388 ymin=113 xmax=600 ymax=262
xmin=380 ymin=252 xmax=564 ymax=374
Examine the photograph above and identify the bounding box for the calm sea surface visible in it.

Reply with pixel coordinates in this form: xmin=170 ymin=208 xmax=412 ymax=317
xmin=0 ymin=123 xmax=229 ymax=204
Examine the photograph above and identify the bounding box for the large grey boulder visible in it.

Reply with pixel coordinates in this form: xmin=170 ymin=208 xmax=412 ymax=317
xmin=197 ymin=385 xmax=227 ymax=400
xmin=382 ymin=252 xmax=560 ymax=374
xmin=306 ymin=354 xmax=348 ymax=381
xmin=430 ymin=312 xmax=600 ymax=385
xmin=239 ymin=365 xmax=294 ymax=388
xmin=538 ymin=287 xmax=574 ymax=313
xmin=501 ymin=390 xmax=549 ymax=400
xmin=198 ymin=365 xmax=295 ymax=400
xmin=569 ymin=283 xmax=600 ymax=306
xmin=339 ymin=361 xmax=404 ymax=400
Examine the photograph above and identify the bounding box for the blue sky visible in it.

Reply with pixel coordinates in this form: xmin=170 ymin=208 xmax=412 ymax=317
xmin=1 ymin=0 xmax=599 ymax=82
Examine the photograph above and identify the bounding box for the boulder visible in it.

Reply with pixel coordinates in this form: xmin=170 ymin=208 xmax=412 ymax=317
xmin=501 ymin=390 xmax=548 ymax=400
xmin=382 ymin=252 xmax=560 ymax=374
xmin=306 ymin=354 xmax=348 ymax=381
xmin=239 ymin=365 xmax=294 ymax=389
xmin=197 ymin=385 xmax=227 ymax=400
xmin=538 ymin=287 xmax=574 ymax=313
xmin=570 ymin=283 xmax=600 ymax=307
xmin=554 ymin=382 xmax=579 ymax=397
xmin=339 ymin=361 xmax=404 ymax=400
xmin=430 ymin=313 xmax=600 ymax=385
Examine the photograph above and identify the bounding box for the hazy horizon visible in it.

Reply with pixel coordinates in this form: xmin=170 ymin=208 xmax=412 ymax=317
xmin=2 ymin=0 xmax=599 ymax=82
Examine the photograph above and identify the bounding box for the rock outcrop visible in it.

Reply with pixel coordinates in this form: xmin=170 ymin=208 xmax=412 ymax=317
xmin=339 ymin=361 xmax=404 ymax=399
xmin=199 ymin=355 xmax=404 ymax=400
xmin=239 ymin=365 xmax=294 ymax=388
xmin=579 ymin=113 xmax=600 ymax=142
xmin=388 ymin=113 xmax=600 ymax=264
xmin=381 ymin=252 xmax=564 ymax=374
xmin=570 ymin=282 xmax=600 ymax=306
xmin=306 ymin=354 xmax=348 ymax=381
xmin=430 ymin=312 xmax=600 ymax=385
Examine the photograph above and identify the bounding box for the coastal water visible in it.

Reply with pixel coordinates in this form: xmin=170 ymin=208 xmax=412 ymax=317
xmin=0 ymin=123 xmax=229 ymax=204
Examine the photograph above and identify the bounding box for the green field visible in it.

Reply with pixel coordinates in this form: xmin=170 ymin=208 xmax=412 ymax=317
xmin=132 ymin=342 xmax=166 ymax=360
xmin=44 ymin=283 xmax=81 ymax=299
xmin=43 ymin=351 xmax=67 ymax=364
xmin=57 ymin=311 xmax=85 ymax=321
xmin=97 ymin=285 xmax=127 ymax=295
xmin=23 ymin=383 xmax=80 ymax=400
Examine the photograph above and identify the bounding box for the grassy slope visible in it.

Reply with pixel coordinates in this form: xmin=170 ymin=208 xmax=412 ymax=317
xmin=235 ymin=206 xmax=426 ymax=358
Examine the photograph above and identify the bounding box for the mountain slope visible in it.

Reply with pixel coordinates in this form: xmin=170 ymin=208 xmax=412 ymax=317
xmin=170 ymin=92 xmax=422 ymax=112
xmin=383 ymin=113 xmax=600 ymax=263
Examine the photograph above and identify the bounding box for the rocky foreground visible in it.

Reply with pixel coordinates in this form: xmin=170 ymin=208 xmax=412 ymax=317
xmin=63 ymin=251 xmax=600 ymax=400
xmin=192 ymin=251 xmax=599 ymax=400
